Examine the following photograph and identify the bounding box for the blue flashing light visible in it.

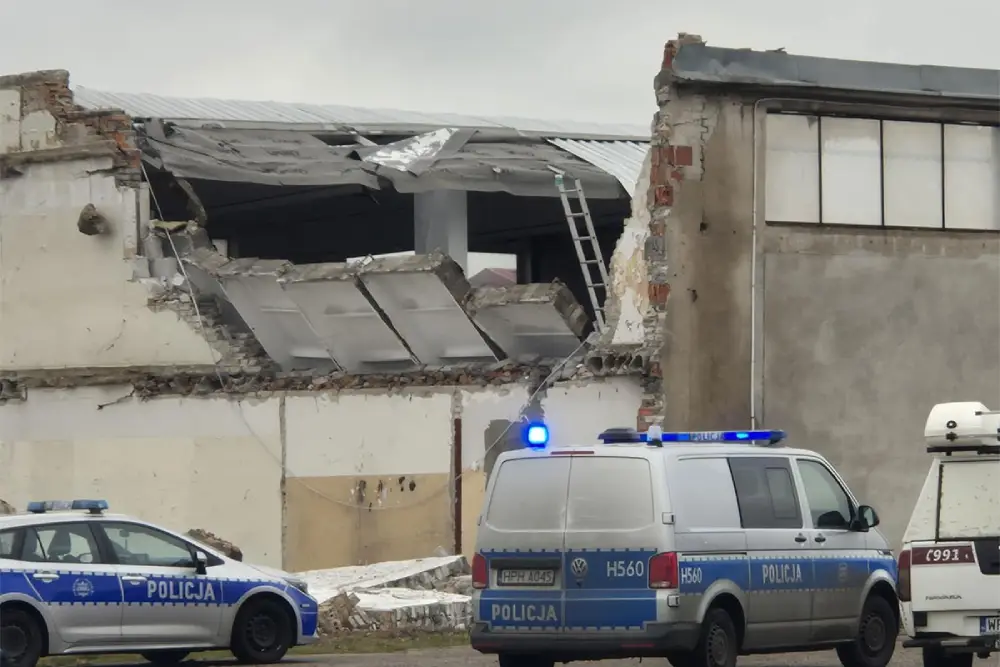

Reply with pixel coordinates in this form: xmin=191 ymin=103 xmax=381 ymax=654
xmin=642 ymin=429 xmax=787 ymax=445
xmin=27 ymin=499 xmax=109 ymax=514
xmin=524 ymin=423 xmax=550 ymax=449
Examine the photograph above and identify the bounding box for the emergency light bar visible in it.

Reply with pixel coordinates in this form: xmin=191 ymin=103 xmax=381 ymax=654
xmin=26 ymin=499 xmax=109 ymax=514
xmin=598 ymin=427 xmax=786 ymax=446
xmin=924 ymin=401 xmax=1000 ymax=454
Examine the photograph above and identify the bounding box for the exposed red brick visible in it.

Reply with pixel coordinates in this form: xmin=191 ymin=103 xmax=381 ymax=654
xmin=673 ymin=145 xmax=693 ymax=167
xmin=662 ymin=42 xmax=678 ymax=70
xmin=647 ymin=362 xmax=662 ymax=378
xmin=649 ymin=220 xmax=665 ymax=237
xmin=648 ymin=282 xmax=671 ymax=307
xmin=653 ymin=185 xmax=674 ymax=207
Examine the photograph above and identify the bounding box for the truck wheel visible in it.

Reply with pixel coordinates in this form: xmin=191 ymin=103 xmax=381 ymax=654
xmin=0 ymin=608 xmax=44 ymax=667
xmin=921 ymin=648 xmax=973 ymax=667
xmin=140 ymin=650 xmax=190 ymax=666
xmin=836 ymin=594 xmax=898 ymax=667
xmin=688 ymin=607 xmax=738 ymax=667
xmin=230 ymin=597 xmax=294 ymax=664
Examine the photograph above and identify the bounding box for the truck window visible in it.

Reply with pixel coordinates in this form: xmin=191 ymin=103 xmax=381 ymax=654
xmin=797 ymin=459 xmax=854 ymax=529
xmin=566 ymin=457 xmax=654 ymax=531
xmin=728 ymin=457 xmax=803 ymax=529
xmin=670 ymin=458 xmax=742 ymax=530
xmin=485 ymin=457 xmax=570 ymax=531
xmin=938 ymin=460 xmax=1000 ymax=539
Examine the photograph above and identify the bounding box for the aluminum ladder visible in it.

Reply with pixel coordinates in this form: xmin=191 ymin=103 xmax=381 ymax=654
xmin=552 ymin=170 xmax=611 ymax=330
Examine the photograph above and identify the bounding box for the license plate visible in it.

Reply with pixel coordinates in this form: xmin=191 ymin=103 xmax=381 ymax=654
xmin=497 ymin=569 xmax=556 ymax=586
xmin=980 ymin=615 xmax=1000 ymax=634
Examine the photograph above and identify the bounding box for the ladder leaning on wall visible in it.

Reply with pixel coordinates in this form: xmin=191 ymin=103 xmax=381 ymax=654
xmin=551 ymin=169 xmax=611 ymax=331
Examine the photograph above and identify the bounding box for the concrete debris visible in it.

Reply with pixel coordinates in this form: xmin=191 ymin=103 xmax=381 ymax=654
xmin=185 ymin=528 xmax=243 ymax=562
xmin=76 ymin=203 xmax=108 ymax=236
xmin=0 ymin=499 xmax=16 ymax=515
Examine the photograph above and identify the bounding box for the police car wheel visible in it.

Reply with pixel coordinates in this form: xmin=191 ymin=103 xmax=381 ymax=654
xmin=920 ymin=648 xmax=973 ymax=667
xmin=835 ymin=595 xmax=897 ymax=667
xmin=140 ymin=650 xmax=190 ymax=666
xmin=0 ymin=608 xmax=44 ymax=667
xmin=231 ymin=597 xmax=294 ymax=664
xmin=690 ymin=608 xmax=738 ymax=667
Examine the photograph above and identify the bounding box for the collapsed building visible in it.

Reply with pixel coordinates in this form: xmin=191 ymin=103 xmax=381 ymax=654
xmin=0 ymin=35 xmax=997 ymax=568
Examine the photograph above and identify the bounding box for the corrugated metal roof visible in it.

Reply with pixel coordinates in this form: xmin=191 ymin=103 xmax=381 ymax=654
xmin=73 ymin=86 xmax=651 ymax=141
xmin=549 ymin=139 xmax=649 ymax=196
xmin=672 ymin=44 xmax=1000 ymax=102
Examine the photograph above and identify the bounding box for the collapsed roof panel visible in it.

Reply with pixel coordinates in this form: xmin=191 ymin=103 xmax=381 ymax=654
xmin=277 ymin=264 xmax=417 ymax=373
xmin=356 ymin=253 xmax=498 ymax=365
xmin=142 ymin=120 xmax=381 ymax=188
xmin=466 ymin=282 xmax=589 ymax=362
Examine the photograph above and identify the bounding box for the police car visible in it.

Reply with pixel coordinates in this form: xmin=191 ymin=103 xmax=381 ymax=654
xmin=470 ymin=424 xmax=899 ymax=667
xmin=0 ymin=500 xmax=318 ymax=667
xmin=899 ymin=401 xmax=1000 ymax=667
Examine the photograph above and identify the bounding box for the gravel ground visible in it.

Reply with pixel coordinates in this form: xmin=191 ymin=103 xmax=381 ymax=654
xmin=281 ymin=644 xmax=930 ymax=666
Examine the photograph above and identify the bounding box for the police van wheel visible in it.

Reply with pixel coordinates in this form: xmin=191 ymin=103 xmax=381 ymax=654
xmin=921 ymin=648 xmax=972 ymax=667
xmin=140 ymin=651 xmax=190 ymax=666
xmin=0 ymin=608 xmax=44 ymax=667
xmin=230 ymin=597 xmax=294 ymax=664
xmin=835 ymin=595 xmax=897 ymax=667
xmin=689 ymin=608 xmax=738 ymax=667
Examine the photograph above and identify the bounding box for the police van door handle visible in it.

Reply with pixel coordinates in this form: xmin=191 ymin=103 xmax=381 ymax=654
xmin=814 ymin=535 xmax=827 ymax=544
xmin=31 ymin=572 xmax=58 ymax=582
xmin=121 ymin=575 xmax=147 ymax=584
xmin=794 ymin=534 xmax=807 ymax=543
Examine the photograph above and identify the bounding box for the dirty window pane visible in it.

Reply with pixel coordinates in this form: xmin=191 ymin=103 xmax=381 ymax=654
xmin=821 ymin=118 xmax=883 ymax=226
xmin=944 ymin=124 xmax=1000 ymax=230
xmin=939 ymin=460 xmax=1000 ymax=538
xmin=671 ymin=457 xmax=742 ymax=530
xmin=883 ymin=121 xmax=943 ymax=229
xmin=765 ymin=114 xmax=820 ymax=223
xmin=0 ymin=530 xmax=16 ymax=559
xmin=566 ymin=457 xmax=654 ymax=531
xmin=485 ymin=457 xmax=570 ymax=531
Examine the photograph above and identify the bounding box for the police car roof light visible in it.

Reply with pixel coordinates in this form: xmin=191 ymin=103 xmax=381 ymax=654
xmin=524 ymin=422 xmax=549 ymax=449
xmin=924 ymin=401 xmax=1000 ymax=455
xmin=26 ymin=499 xmax=109 ymax=514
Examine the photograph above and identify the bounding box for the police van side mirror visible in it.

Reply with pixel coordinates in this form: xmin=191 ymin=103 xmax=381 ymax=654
xmin=195 ymin=550 xmax=208 ymax=575
xmin=856 ymin=505 xmax=879 ymax=531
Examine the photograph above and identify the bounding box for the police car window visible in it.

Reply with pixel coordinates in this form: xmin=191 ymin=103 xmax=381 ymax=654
xmin=102 ymin=523 xmax=196 ymax=568
xmin=486 ymin=457 xmax=571 ymax=531
xmin=0 ymin=529 xmax=16 ymax=559
xmin=728 ymin=457 xmax=803 ymax=529
xmin=566 ymin=457 xmax=654 ymax=530
xmin=796 ymin=459 xmax=853 ymax=529
xmin=25 ymin=524 xmax=101 ymax=564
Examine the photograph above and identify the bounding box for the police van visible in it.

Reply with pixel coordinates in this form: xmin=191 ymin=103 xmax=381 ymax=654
xmin=470 ymin=424 xmax=900 ymax=667
xmin=899 ymin=401 xmax=1000 ymax=666
xmin=0 ymin=500 xmax=319 ymax=667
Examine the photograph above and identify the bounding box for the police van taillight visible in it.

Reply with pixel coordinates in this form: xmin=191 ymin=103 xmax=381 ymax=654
xmin=648 ymin=552 xmax=679 ymax=589
xmin=897 ymin=549 xmax=912 ymax=603
xmin=472 ymin=553 xmax=488 ymax=589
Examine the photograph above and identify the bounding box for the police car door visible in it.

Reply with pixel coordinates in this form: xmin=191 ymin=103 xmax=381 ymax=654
xmin=18 ymin=523 xmax=124 ymax=647
xmin=561 ymin=452 xmax=661 ymax=633
xmin=97 ymin=522 xmax=223 ymax=646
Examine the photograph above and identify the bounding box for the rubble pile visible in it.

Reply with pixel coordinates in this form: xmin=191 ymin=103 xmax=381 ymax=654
xmin=0 ymin=499 xmax=15 ymax=515
xmin=305 ymin=555 xmax=474 ymax=635
xmin=185 ymin=528 xmax=243 ymax=561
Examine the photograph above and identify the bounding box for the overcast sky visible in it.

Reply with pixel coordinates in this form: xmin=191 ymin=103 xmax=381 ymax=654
xmin=2 ymin=0 xmax=997 ymax=126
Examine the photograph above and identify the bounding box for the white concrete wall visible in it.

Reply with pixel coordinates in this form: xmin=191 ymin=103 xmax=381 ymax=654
xmin=0 ymin=157 xmax=215 ymax=371
xmin=0 ymin=387 xmax=283 ymax=566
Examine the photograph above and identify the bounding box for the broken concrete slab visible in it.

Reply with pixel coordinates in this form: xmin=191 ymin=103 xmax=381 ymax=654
xmin=356 ymin=251 xmax=498 ymax=365
xmin=465 ymin=281 xmax=588 ymax=362
xmin=278 ymin=263 xmax=417 ymax=373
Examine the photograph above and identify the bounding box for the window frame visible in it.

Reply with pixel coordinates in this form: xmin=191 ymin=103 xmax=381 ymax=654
xmin=764 ymin=110 xmax=999 ymax=232
xmin=794 ymin=457 xmax=857 ymax=531
xmin=94 ymin=521 xmax=224 ymax=569
xmin=0 ymin=528 xmax=20 ymax=560
xmin=727 ymin=456 xmax=805 ymax=530
xmin=20 ymin=522 xmax=111 ymax=565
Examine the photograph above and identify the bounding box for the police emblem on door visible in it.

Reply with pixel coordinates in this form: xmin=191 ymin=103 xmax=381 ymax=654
xmin=72 ymin=578 xmax=94 ymax=598
xmin=570 ymin=557 xmax=588 ymax=580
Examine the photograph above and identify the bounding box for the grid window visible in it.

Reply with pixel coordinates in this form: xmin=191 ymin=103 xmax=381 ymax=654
xmin=765 ymin=113 xmax=999 ymax=231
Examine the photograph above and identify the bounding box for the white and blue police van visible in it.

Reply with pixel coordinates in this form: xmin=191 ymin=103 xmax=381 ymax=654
xmin=470 ymin=424 xmax=899 ymax=667
xmin=0 ymin=500 xmax=318 ymax=667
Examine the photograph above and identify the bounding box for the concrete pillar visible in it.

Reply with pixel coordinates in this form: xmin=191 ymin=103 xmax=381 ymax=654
xmin=414 ymin=190 xmax=468 ymax=275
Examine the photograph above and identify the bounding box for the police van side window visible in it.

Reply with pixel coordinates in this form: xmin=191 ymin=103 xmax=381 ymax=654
xmin=101 ymin=523 xmax=196 ymax=568
xmin=23 ymin=524 xmax=101 ymax=564
xmin=796 ymin=459 xmax=854 ymax=530
xmin=728 ymin=457 xmax=803 ymax=529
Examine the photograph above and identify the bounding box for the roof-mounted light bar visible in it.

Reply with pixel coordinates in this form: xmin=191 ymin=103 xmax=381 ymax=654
xmin=598 ymin=427 xmax=787 ymax=447
xmin=924 ymin=401 xmax=1000 ymax=455
xmin=26 ymin=499 xmax=109 ymax=515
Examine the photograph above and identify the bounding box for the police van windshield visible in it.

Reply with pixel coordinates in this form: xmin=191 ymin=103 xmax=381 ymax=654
xmin=938 ymin=460 xmax=1000 ymax=539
